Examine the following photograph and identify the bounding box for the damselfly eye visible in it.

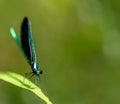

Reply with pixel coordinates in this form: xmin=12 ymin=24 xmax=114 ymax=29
xmin=40 ymin=70 xmax=43 ymax=74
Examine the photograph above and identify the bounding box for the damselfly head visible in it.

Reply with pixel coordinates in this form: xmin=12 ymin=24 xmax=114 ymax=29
xmin=34 ymin=69 xmax=42 ymax=76
xmin=32 ymin=62 xmax=42 ymax=76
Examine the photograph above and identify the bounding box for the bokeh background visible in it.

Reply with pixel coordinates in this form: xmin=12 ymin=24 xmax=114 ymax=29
xmin=0 ymin=0 xmax=120 ymax=104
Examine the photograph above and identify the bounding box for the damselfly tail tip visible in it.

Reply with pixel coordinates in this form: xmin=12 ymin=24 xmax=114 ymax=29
xmin=10 ymin=27 xmax=16 ymax=38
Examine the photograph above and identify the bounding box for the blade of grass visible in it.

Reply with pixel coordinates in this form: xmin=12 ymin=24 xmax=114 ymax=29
xmin=0 ymin=71 xmax=52 ymax=104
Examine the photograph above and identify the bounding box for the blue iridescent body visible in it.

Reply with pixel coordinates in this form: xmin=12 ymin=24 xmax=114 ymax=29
xmin=10 ymin=17 xmax=42 ymax=76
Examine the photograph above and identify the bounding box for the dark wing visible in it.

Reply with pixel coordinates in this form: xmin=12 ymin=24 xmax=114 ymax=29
xmin=21 ymin=17 xmax=36 ymax=64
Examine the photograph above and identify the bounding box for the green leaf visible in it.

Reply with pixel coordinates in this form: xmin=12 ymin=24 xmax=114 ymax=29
xmin=0 ymin=71 xmax=52 ymax=104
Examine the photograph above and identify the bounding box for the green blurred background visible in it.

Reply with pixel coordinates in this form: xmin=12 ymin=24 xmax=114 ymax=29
xmin=0 ymin=0 xmax=120 ymax=104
